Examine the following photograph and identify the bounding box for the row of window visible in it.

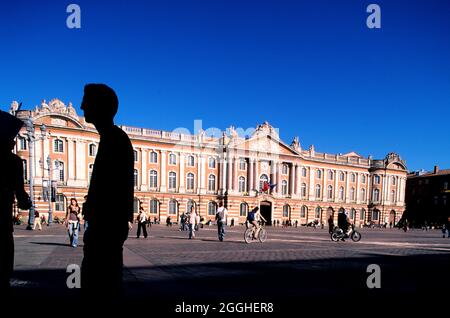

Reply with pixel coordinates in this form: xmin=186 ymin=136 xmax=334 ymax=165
xmin=140 ymin=199 xmax=383 ymax=222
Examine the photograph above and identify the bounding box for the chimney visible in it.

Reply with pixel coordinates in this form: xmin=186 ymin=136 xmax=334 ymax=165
xmin=434 ymin=165 xmax=439 ymax=174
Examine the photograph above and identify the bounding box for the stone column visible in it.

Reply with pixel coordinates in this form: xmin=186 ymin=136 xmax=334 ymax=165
xmin=179 ymin=152 xmax=185 ymax=193
xmin=322 ymin=168 xmax=326 ymax=201
xmin=228 ymin=157 xmax=233 ymax=192
xmin=141 ymin=149 xmax=148 ymax=191
xmin=290 ymin=164 xmax=295 ymax=196
xmin=160 ymin=150 xmax=167 ymax=192
xmin=67 ymin=138 xmax=76 ymax=183
xmin=234 ymin=157 xmax=239 ymax=191
xmin=276 ymin=162 xmax=281 ymax=195
xmin=35 ymin=138 xmax=43 ymax=178
xmin=308 ymin=167 xmax=315 ymax=200
xmin=75 ymin=140 xmax=86 ymax=183
xmin=355 ymin=172 xmax=360 ymax=204
xmin=254 ymin=159 xmax=259 ymax=192
xmin=294 ymin=164 xmax=299 ymax=196
xmin=345 ymin=171 xmax=350 ymax=203
xmin=334 ymin=170 xmax=338 ymax=202
xmin=248 ymin=158 xmax=254 ymax=193
xmin=197 ymin=154 xmax=202 ymax=194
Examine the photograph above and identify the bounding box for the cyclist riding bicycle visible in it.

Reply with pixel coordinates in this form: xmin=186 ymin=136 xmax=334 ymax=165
xmin=337 ymin=211 xmax=351 ymax=241
xmin=246 ymin=207 xmax=267 ymax=239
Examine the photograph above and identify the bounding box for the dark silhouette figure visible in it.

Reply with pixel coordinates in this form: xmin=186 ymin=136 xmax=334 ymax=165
xmin=328 ymin=215 xmax=334 ymax=234
xmin=0 ymin=111 xmax=31 ymax=293
xmin=80 ymin=84 xmax=134 ymax=297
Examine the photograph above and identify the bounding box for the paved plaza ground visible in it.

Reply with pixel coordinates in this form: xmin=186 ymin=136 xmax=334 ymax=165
xmin=9 ymin=223 xmax=450 ymax=313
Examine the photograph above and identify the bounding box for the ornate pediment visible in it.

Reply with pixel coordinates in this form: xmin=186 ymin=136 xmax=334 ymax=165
xmin=35 ymin=99 xmax=78 ymax=119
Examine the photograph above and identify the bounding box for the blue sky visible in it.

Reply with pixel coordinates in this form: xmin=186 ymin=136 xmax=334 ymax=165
xmin=1 ymin=0 xmax=449 ymax=171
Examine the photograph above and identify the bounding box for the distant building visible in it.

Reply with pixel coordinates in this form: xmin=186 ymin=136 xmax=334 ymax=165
xmin=405 ymin=166 xmax=450 ymax=225
xmin=9 ymin=99 xmax=407 ymax=226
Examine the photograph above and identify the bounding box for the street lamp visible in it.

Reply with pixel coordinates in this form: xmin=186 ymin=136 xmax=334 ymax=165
xmin=39 ymin=154 xmax=59 ymax=226
xmin=24 ymin=120 xmax=48 ymax=230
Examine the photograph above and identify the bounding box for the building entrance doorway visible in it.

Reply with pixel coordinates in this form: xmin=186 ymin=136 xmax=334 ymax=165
xmin=259 ymin=201 xmax=272 ymax=225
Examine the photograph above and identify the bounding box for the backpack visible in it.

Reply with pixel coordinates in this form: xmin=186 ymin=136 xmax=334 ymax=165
xmin=216 ymin=208 xmax=225 ymax=221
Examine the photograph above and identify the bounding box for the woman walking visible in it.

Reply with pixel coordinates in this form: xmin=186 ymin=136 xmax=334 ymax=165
xmin=65 ymin=198 xmax=81 ymax=247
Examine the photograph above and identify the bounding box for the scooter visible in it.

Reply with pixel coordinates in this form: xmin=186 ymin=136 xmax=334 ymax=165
xmin=331 ymin=224 xmax=361 ymax=242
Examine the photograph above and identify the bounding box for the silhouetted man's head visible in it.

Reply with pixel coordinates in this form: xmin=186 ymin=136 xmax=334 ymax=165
xmin=81 ymin=84 xmax=118 ymax=125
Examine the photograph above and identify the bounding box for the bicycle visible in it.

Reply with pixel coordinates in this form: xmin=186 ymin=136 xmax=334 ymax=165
xmin=244 ymin=222 xmax=267 ymax=243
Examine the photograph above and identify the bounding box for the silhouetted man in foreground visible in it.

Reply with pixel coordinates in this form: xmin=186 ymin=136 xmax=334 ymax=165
xmin=80 ymin=84 xmax=134 ymax=296
xmin=0 ymin=111 xmax=31 ymax=293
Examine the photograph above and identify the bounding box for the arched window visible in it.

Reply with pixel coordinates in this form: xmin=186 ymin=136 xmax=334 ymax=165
xmin=350 ymin=187 xmax=355 ymax=201
xmin=360 ymin=188 xmax=366 ymax=201
xmin=259 ymin=174 xmax=269 ymax=190
xmin=169 ymin=153 xmax=177 ymax=165
xmin=240 ymin=203 xmax=248 ymax=216
xmin=302 ymin=167 xmax=307 ymax=177
xmin=88 ymin=144 xmax=96 ymax=157
xmin=56 ymin=161 xmax=64 ymax=182
xmin=54 ymin=139 xmax=64 ymax=153
xmin=350 ymin=173 xmax=356 ymax=183
xmin=149 ymin=199 xmax=159 ymax=214
xmin=317 ymin=169 xmax=322 ymax=179
xmin=133 ymin=150 xmax=138 ymax=162
xmin=150 ymin=151 xmax=158 ymax=163
xmin=372 ymin=209 xmax=380 ymax=221
xmin=282 ymin=164 xmax=288 ymax=175
xmin=391 ymin=190 xmax=396 ymax=202
xmin=169 ymin=200 xmax=178 ymax=215
xmin=168 ymin=172 xmax=177 ymax=190
xmin=374 ymin=175 xmax=381 ymax=184
xmin=315 ymin=206 xmax=322 ymax=219
xmin=187 ymin=155 xmax=195 ymax=167
xmin=301 ymin=183 xmax=307 ymax=198
xmin=208 ymin=157 xmax=216 ymax=169
xmin=339 ymin=186 xmax=344 ymax=200
xmin=361 ymin=174 xmax=366 ymax=183
xmin=327 ymin=185 xmax=333 ymax=199
xmin=208 ymin=201 xmax=217 ymax=216
xmin=339 ymin=172 xmax=345 ymax=181
xmin=315 ymin=184 xmax=321 ymax=199
xmin=283 ymin=204 xmax=290 ymax=218
xmin=301 ymin=206 xmax=308 ymax=218
xmin=134 ymin=169 xmax=138 ymax=187
xmin=187 ymin=200 xmax=196 ymax=213
xmin=208 ymin=174 xmax=216 ymax=191
xmin=350 ymin=208 xmax=356 ymax=220
xmin=360 ymin=208 xmax=366 ymax=221
xmin=281 ymin=180 xmax=288 ymax=195
xmin=392 ymin=177 xmax=396 ymax=185
xmin=186 ymin=173 xmax=195 ymax=190
xmin=328 ymin=170 xmax=334 ymax=180
xmin=149 ymin=170 xmax=158 ymax=188
xmin=373 ymin=189 xmax=380 ymax=202
xmin=238 ymin=176 xmax=246 ymax=193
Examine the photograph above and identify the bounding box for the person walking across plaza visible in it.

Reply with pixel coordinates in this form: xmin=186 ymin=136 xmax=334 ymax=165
xmin=215 ymin=201 xmax=228 ymax=242
xmin=188 ymin=206 xmax=197 ymax=239
xmin=328 ymin=214 xmax=334 ymax=234
xmin=136 ymin=207 xmax=148 ymax=238
xmin=0 ymin=110 xmax=32 ymax=293
xmin=80 ymin=84 xmax=134 ymax=298
xmin=33 ymin=210 xmax=42 ymax=231
xmin=65 ymin=198 xmax=81 ymax=247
